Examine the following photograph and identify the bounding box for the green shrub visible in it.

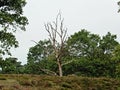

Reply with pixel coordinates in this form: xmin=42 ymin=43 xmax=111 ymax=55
xmin=0 ymin=77 xmax=7 ymax=80
xmin=61 ymin=82 xmax=72 ymax=89
xmin=19 ymin=79 xmax=32 ymax=86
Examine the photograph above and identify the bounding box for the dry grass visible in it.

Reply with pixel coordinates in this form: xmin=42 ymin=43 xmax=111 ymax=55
xmin=0 ymin=74 xmax=119 ymax=90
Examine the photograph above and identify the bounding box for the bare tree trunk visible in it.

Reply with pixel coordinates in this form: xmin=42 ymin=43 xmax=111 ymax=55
xmin=57 ymin=58 xmax=63 ymax=77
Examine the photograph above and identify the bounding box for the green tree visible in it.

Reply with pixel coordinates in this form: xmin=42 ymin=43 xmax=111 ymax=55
xmin=0 ymin=57 xmax=4 ymax=73
xmin=118 ymin=1 xmax=120 ymax=12
xmin=0 ymin=0 xmax=28 ymax=55
xmin=1 ymin=57 xmax=23 ymax=74
xmin=66 ymin=30 xmax=101 ymax=76
xmin=66 ymin=30 xmax=119 ymax=77
xmin=99 ymin=32 xmax=119 ymax=60
xmin=67 ymin=29 xmax=100 ymax=59
xmin=26 ymin=40 xmax=57 ymax=75
xmin=112 ymin=44 xmax=120 ymax=77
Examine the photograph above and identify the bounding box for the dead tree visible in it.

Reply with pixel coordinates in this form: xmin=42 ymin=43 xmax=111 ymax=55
xmin=45 ymin=13 xmax=67 ymax=77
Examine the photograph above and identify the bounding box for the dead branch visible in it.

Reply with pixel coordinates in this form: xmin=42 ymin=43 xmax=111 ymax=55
xmin=39 ymin=67 xmax=57 ymax=76
xmin=44 ymin=12 xmax=68 ymax=77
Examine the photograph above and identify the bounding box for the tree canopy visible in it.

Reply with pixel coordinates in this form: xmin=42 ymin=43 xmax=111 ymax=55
xmin=118 ymin=1 xmax=120 ymax=12
xmin=26 ymin=29 xmax=120 ymax=77
xmin=0 ymin=0 xmax=28 ymax=56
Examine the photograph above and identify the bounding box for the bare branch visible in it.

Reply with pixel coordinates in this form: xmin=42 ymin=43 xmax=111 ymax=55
xmin=62 ymin=28 xmax=67 ymax=42
xmin=31 ymin=40 xmax=39 ymax=45
xmin=39 ymin=67 xmax=57 ymax=76
xmin=62 ymin=59 xmax=76 ymax=66
xmin=60 ymin=19 xmax=64 ymax=35
xmin=44 ymin=23 xmax=53 ymax=41
xmin=45 ymin=12 xmax=68 ymax=77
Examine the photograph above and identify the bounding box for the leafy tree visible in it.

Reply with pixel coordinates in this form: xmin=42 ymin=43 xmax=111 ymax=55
xmin=0 ymin=0 xmax=28 ymax=55
xmin=112 ymin=44 xmax=120 ymax=61
xmin=66 ymin=30 xmax=101 ymax=76
xmin=0 ymin=57 xmax=4 ymax=73
xmin=99 ymin=32 xmax=118 ymax=58
xmin=66 ymin=30 xmax=119 ymax=77
xmin=26 ymin=40 xmax=57 ymax=75
xmin=98 ymin=32 xmax=119 ymax=77
xmin=112 ymin=44 xmax=120 ymax=77
xmin=1 ymin=57 xmax=23 ymax=74
xmin=26 ymin=29 xmax=119 ymax=77
xmin=118 ymin=1 xmax=120 ymax=12
xmin=67 ymin=29 xmax=100 ymax=59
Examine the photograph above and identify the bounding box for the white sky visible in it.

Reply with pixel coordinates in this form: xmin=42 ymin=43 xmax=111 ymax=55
xmin=11 ymin=0 xmax=120 ymax=64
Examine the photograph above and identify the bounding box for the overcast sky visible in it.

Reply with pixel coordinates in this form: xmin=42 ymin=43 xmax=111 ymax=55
xmin=11 ymin=0 xmax=120 ymax=64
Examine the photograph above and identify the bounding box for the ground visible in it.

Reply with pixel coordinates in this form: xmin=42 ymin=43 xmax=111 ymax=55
xmin=0 ymin=74 xmax=120 ymax=90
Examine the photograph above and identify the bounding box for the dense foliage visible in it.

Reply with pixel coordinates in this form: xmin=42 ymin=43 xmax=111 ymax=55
xmin=118 ymin=1 xmax=120 ymax=12
xmin=0 ymin=30 xmax=119 ymax=78
xmin=0 ymin=0 xmax=28 ymax=74
xmin=25 ymin=30 xmax=120 ymax=78
xmin=25 ymin=40 xmax=57 ymax=74
xmin=0 ymin=57 xmax=24 ymax=74
xmin=0 ymin=0 xmax=28 ymax=55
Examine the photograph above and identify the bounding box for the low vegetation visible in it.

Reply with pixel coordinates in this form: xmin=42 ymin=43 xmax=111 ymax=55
xmin=0 ymin=74 xmax=120 ymax=90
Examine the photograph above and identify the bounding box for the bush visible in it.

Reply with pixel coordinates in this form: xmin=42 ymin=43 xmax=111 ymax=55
xmin=0 ymin=77 xmax=7 ymax=80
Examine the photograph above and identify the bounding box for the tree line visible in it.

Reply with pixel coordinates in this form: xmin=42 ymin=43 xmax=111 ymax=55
xmin=25 ymin=29 xmax=120 ymax=78
xmin=0 ymin=29 xmax=120 ymax=78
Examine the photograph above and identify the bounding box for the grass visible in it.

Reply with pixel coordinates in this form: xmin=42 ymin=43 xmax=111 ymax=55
xmin=0 ymin=74 xmax=119 ymax=90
